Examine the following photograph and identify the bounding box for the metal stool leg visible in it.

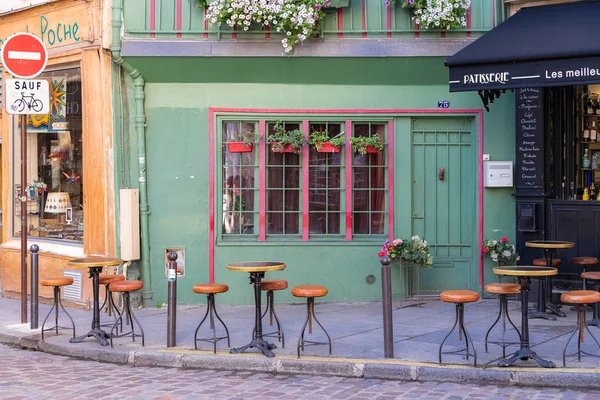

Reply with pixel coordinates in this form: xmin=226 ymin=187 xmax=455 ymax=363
xmin=57 ymin=288 xmax=76 ymax=340
xmin=310 ymin=301 xmax=332 ymax=355
xmin=485 ymin=297 xmax=503 ymax=353
xmin=194 ymin=294 xmax=229 ymax=353
xmin=41 ymin=287 xmax=58 ymax=340
xmin=485 ymin=295 xmax=521 ymax=358
xmin=439 ymin=303 xmax=477 ymax=366
xmin=297 ymin=298 xmax=311 ymax=358
xmin=297 ymin=297 xmax=332 ymax=358
xmin=212 ymin=297 xmax=231 ymax=349
xmin=254 ymin=290 xmax=285 ymax=347
xmin=110 ymin=292 xmax=144 ymax=348
xmin=564 ymin=304 xmax=600 ymax=367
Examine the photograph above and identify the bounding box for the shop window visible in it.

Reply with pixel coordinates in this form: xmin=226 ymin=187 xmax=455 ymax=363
xmin=353 ymin=123 xmax=387 ymax=235
xmin=12 ymin=67 xmax=83 ymax=243
xmin=221 ymin=121 xmax=258 ymax=235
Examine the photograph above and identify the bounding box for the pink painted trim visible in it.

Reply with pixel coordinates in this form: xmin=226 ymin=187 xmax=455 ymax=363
xmin=466 ymin=6 xmax=471 ymax=37
xmin=233 ymin=24 xmax=237 ymax=39
xmin=361 ymin=0 xmax=367 ymax=38
xmin=414 ymin=21 xmax=419 ymax=38
xmin=477 ymin=111 xmax=484 ymax=290
xmin=441 ymin=32 xmax=446 ymax=38
xmin=150 ymin=0 xmax=156 ymax=38
xmin=386 ymin=4 xmax=392 ymax=38
xmin=338 ymin=8 xmax=343 ymax=38
xmin=176 ymin=0 xmax=182 ymax=38
xmin=345 ymin=120 xmax=353 ymax=240
xmin=491 ymin=0 xmax=495 ymax=28
xmin=259 ymin=120 xmax=267 ymax=241
xmin=208 ymin=110 xmax=215 ymax=283
xmin=210 ymin=108 xmax=482 ymax=114
xmin=387 ymin=120 xmax=395 ymax=240
xmin=302 ymin=120 xmax=310 ymax=241
xmin=204 ymin=8 xmax=209 ymax=39
xmin=265 ymin=25 xmax=271 ymax=39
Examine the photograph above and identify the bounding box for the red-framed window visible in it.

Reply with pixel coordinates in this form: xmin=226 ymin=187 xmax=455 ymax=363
xmin=219 ymin=118 xmax=389 ymax=241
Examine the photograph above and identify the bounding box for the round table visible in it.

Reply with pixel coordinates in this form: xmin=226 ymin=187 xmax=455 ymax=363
xmin=493 ymin=266 xmax=557 ymax=368
xmin=227 ymin=261 xmax=286 ymax=357
xmin=67 ymin=257 xmax=123 ymax=346
xmin=525 ymin=240 xmax=574 ymax=319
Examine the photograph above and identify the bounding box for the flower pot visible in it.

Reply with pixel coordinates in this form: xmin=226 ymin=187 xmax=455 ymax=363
xmin=316 ymin=143 xmax=341 ymax=153
xmin=227 ymin=142 xmax=253 ymax=153
xmin=271 ymin=144 xmax=297 ymax=153
xmin=325 ymin=0 xmax=350 ymax=7
xmin=365 ymin=145 xmax=380 ymax=154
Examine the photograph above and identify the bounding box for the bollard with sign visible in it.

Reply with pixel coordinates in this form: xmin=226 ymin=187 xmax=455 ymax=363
xmin=167 ymin=252 xmax=178 ymax=348
xmin=30 ymin=244 xmax=40 ymax=329
xmin=0 ymin=33 xmax=49 ymax=324
xmin=380 ymin=255 xmax=394 ymax=358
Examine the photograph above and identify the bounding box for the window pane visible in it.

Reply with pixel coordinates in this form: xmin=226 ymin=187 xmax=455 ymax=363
xmin=13 ymin=68 xmax=84 ymax=243
xmin=309 ymin=213 xmax=326 ymax=234
xmin=353 ymin=167 xmax=369 ymax=188
xmin=371 ymin=190 xmax=386 ymax=211
xmin=328 ymin=190 xmax=341 ymax=211
xmin=353 ymin=213 xmax=370 ymax=234
xmin=327 ymin=213 xmax=340 ymax=234
xmin=371 ymin=167 xmax=386 ymax=188
xmin=268 ymin=213 xmax=283 ymax=234
xmin=309 ymin=190 xmax=326 ymax=211
xmin=371 ymin=213 xmax=385 ymax=234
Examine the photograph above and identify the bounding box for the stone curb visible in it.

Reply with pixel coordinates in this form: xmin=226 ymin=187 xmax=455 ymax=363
xmin=1 ymin=328 xmax=599 ymax=389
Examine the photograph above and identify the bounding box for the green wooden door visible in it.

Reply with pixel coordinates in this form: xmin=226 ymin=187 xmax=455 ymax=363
xmin=411 ymin=118 xmax=475 ymax=292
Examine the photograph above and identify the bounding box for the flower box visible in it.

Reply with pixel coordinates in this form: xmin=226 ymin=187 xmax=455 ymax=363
xmin=227 ymin=142 xmax=253 ymax=153
xmin=316 ymin=143 xmax=341 ymax=153
xmin=366 ymin=145 xmax=380 ymax=154
xmin=271 ymin=144 xmax=297 ymax=153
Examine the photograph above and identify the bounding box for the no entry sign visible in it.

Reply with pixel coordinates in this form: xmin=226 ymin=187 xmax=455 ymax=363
xmin=0 ymin=33 xmax=48 ymax=79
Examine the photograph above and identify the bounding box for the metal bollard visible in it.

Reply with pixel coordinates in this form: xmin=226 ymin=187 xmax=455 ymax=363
xmin=30 ymin=244 xmax=39 ymax=329
xmin=167 ymin=252 xmax=178 ymax=348
xmin=380 ymin=255 xmax=394 ymax=358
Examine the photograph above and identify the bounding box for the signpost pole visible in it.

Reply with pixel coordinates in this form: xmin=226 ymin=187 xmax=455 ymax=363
xmin=20 ymin=114 xmax=28 ymax=324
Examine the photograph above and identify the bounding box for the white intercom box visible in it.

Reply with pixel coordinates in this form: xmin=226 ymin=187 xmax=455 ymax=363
xmin=484 ymin=161 xmax=514 ymax=187
xmin=120 ymin=189 xmax=140 ymax=260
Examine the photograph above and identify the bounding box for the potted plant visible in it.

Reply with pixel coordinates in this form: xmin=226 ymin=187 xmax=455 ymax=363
xmin=348 ymin=135 xmax=384 ymax=155
xmin=269 ymin=122 xmax=306 ymax=153
xmin=227 ymin=130 xmax=263 ymax=153
xmin=395 ymin=0 xmax=470 ymax=30
xmin=482 ymin=237 xmax=520 ymax=266
xmin=378 ymin=236 xmax=433 ymax=268
xmin=309 ymin=130 xmax=345 ymax=153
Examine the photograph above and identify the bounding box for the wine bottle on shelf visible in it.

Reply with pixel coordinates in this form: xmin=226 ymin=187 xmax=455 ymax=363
xmin=584 ymin=123 xmax=590 ymax=142
xmin=593 ymin=152 xmax=599 ymax=170
xmin=583 ymin=187 xmax=590 ymax=201
xmin=583 ymin=148 xmax=591 ymax=169
xmin=591 ymin=183 xmax=597 ymax=200
xmin=592 ymin=121 xmax=598 ymax=142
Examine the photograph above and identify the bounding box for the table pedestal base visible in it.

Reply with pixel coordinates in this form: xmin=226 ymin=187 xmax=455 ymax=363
xmin=70 ymin=328 xmax=112 ymax=346
xmin=498 ymin=348 xmax=556 ymax=368
xmin=230 ymin=339 xmax=277 ymax=357
xmin=587 ymin=319 xmax=600 ymax=328
xmin=528 ymin=309 xmax=557 ymax=320
xmin=546 ymin=303 xmax=566 ymax=318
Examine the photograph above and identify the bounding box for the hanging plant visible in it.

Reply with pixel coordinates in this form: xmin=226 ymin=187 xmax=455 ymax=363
xmin=270 ymin=121 xmax=307 ymax=153
xmin=205 ymin=0 xmax=328 ymax=53
xmin=391 ymin=0 xmax=470 ymax=30
xmin=309 ymin=130 xmax=345 ymax=152
xmin=348 ymin=135 xmax=384 ymax=155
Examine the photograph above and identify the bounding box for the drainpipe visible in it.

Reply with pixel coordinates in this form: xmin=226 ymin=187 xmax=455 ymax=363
xmin=110 ymin=0 xmax=153 ymax=303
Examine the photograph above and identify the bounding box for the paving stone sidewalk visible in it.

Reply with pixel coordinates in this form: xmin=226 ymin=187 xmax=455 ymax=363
xmin=1 ymin=294 xmax=599 ymax=389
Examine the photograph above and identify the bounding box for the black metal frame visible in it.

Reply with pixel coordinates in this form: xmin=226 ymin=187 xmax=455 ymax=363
xmin=297 ymin=297 xmax=332 ymax=358
xmin=253 ymin=289 xmax=285 ymax=348
xmin=110 ymin=291 xmax=145 ymax=348
xmin=484 ymin=294 xmax=521 ymax=359
xmin=563 ymin=303 xmax=600 ymax=367
xmin=194 ymin=293 xmax=231 ymax=354
xmin=99 ymin=282 xmax=122 ymax=333
xmin=41 ymin=285 xmax=76 ymax=340
xmin=439 ymin=302 xmax=477 ymax=366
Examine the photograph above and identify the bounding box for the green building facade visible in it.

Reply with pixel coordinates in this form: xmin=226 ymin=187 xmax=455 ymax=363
xmin=112 ymin=0 xmax=516 ymax=305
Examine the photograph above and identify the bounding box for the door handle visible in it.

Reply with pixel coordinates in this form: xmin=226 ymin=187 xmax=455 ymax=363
xmin=439 ymin=167 xmax=445 ymax=181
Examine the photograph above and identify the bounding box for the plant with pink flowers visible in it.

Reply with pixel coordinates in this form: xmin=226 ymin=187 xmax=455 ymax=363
xmin=379 ymin=236 xmax=433 ymax=268
xmin=482 ymin=237 xmax=520 ymax=265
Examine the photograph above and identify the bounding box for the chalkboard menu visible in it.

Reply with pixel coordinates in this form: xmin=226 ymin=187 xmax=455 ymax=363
xmin=516 ymin=88 xmax=544 ymax=190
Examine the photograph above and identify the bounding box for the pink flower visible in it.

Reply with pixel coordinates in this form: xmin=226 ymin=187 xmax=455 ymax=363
xmin=501 ymin=237 xmax=509 ymax=243
xmin=482 ymin=247 xmax=488 ymax=254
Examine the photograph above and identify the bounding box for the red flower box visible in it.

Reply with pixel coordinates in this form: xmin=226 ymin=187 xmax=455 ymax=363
xmin=227 ymin=142 xmax=253 ymax=153
xmin=316 ymin=143 xmax=341 ymax=153
xmin=365 ymin=145 xmax=380 ymax=153
xmin=271 ymin=144 xmax=297 ymax=153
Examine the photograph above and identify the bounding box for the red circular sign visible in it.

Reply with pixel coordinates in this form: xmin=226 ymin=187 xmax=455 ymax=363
xmin=0 ymin=33 xmax=48 ymax=79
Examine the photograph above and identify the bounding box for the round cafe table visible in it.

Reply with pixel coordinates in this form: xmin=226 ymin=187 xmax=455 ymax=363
xmin=493 ymin=265 xmax=557 ymax=368
xmin=67 ymin=257 xmax=123 ymax=346
xmin=227 ymin=261 xmax=286 ymax=357
xmin=525 ymin=240 xmax=574 ymax=319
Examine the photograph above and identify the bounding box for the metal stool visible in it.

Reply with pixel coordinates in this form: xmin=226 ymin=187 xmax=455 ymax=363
xmin=561 ymin=290 xmax=600 ymax=367
xmin=439 ymin=290 xmax=479 ymax=366
xmin=574 ymin=257 xmax=599 ymax=290
xmin=253 ymin=279 xmax=287 ymax=348
xmin=99 ymin=274 xmax=125 ymax=332
xmin=292 ymin=285 xmax=332 ymax=358
xmin=484 ymin=283 xmax=521 ymax=358
xmin=41 ymin=277 xmax=76 ymax=340
xmin=581 ymin=272 xmax=600 ymax=328
xmin=193 ymin=283 xmax=231 ymax=354
xmin=109 ymin=280 xmax=145 ymax=347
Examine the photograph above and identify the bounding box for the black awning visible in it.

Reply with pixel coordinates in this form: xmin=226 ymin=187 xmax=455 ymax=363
xmin=446 ymin=0 xmax=600 ymax=93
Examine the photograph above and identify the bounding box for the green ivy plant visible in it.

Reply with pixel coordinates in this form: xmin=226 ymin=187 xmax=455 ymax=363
xmin=309 ymin=130 xmax=345 ymax=151
xmin=234 ymin=130 xmax=263 ymax=147
xmin=270 ymin=122 xmax=307 ymax=152
xmin=348 ymin=135 xmax=384 ymax=155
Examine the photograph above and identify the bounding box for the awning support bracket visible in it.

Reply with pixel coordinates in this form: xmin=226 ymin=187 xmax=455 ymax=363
xmin=477 ymin=89 xmax=513 ymax=112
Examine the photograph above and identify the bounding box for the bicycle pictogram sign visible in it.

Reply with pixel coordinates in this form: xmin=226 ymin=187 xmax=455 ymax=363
xmin=4 ymin=79 xmax=49 ymax=115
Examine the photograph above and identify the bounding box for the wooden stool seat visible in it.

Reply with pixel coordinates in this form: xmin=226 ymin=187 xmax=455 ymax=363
xmin=485 ymin=283 xmax=520 ymax=295
xmin=532 ymin=258 xmax=561 ymax=267
xmin=192 ymin=283 xmax=229 ymax=294
xmin=41 ymin=277 xmax=74 ymax=287
xmin=292 ymin=285 xmax=328 ymax=298
xmin=110 ymin=280 xmax=143 ymax=292
xmin=440 ymin=290 xmax=480 ymax=303
xmin=582 ymin=271 xmax=600 ymax=280
xmin=99 ymin=275 xmax=125 ymax=285
xmin=261 ymin=279 xmax=288 ymax=291
xmin=572 ymin=257 xmax=599 ymax=265
xmin=561 ymin=290 xmax=600 ymax=304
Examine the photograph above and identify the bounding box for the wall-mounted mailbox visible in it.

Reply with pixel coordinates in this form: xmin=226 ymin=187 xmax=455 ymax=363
xmin=517 ymin=203 xmax=537 ymax=232
xmin=484 ymin=161 xmax=514 ymax=188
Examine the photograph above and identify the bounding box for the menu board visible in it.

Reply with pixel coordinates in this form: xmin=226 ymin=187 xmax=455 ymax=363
xmin=516 ymin=88 xmax=544 ymax=190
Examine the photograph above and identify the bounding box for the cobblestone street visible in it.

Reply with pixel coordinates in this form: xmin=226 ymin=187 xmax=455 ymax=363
xmin=0 ymin=345 xmax=598 ymax=400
